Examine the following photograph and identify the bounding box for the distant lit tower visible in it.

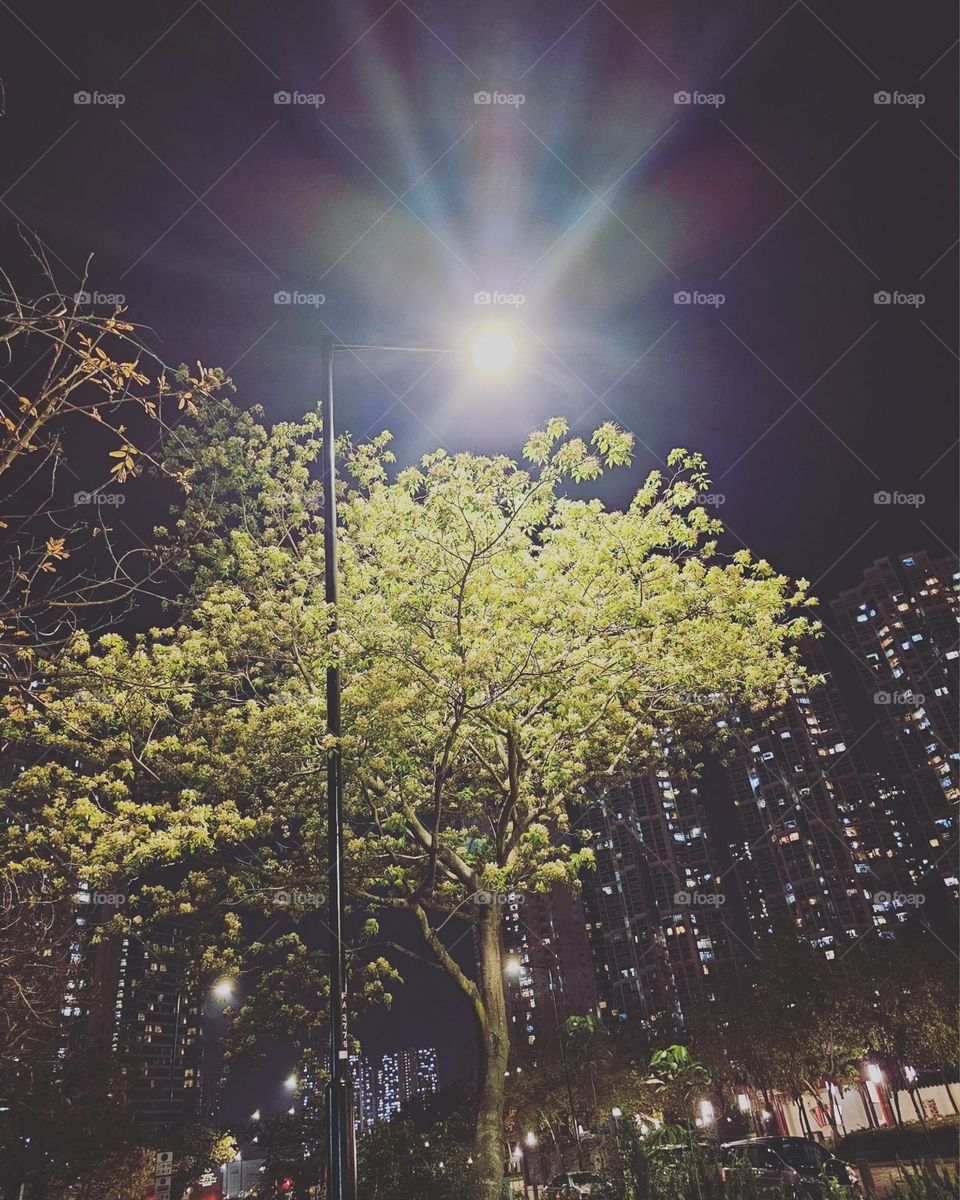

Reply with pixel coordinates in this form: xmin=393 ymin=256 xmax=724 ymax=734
xmin=375 ymin=1048 xmax=438 ymax=1123
xmin=725 ymin=640 xmax=915 ymax=955
xmin=831 ymin=552 xmax=959 ymax=895
xmin=349 ymin=1054 xmax=378 ymax=1133
xmin=502 ymin=888 xmax=598 ymax=1051
xmin=577 ymin=753 xmax=736 ymax=1035
xmin=89 ymin=925 xmax=205 ymax=1125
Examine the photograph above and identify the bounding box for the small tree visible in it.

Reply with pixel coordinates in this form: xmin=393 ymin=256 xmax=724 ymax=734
xmin=0 ymin=255 xmax=229 ymax=687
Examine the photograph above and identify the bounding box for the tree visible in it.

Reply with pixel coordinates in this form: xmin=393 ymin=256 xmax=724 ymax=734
xmin=1 ymin=397 xmax=815 ymax=1199
xmin=0 ymin=254 xmax=229 ymax=687
xmin=694 ymin=932 xmax=889 ymax=1140
xmin=851 ymin=932 xmax=959 ymax=1127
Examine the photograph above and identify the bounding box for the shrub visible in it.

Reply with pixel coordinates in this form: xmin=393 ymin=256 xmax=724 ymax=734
xmin=836 ymin=1115 xmax=959 ymax=1164
xmin=886 ymin=1161 xmax=959 ymax=1200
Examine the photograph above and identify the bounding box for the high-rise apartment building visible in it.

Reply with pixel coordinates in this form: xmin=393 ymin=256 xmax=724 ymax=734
xmin=350 ymin=1054 xmax=378 ymax=1133
xmin=502 ymin=888 xmax=598 ymax=1050
xmin=89 ymin=925 xmax=205 ymax=1126
xmin=576 ymin=758 xmax=736 ymax=1037
xmin=725 ymin=640 xmax=916 ymax=954
xmin=376 ymin=1047 xmax=438 ymax=1123
xmin=831 ymin=552 xmax=959 ymax=894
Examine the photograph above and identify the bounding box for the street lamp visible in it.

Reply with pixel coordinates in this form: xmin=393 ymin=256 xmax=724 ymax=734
xmin=504 ymin=953 xmax=584 ymax=1169
xmin=211 ymin=977 xmax=236 ymax=1003
xmin=320 ymin=328 xmax=519 ymax=1200
xmin=471 ymin=321 xmax=519 ymax=373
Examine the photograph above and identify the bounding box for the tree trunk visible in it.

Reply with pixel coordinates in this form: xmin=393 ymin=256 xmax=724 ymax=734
xmin=824 ymin=1079 xmax=840 ymax=1141
xmin=474 ymin=904 xmax=510 ymax=1200
xmin=890 ymin=1081 xmax=905 ymax=1128
xmin=907 ymin=1086 xmax=928 ymax=1130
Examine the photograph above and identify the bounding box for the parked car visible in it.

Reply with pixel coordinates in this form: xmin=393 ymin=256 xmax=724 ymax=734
xmin=720 ymin=1137 xmax=861 ymax=1198
xmin=543 ymin=1170 xmax=604 ymax=1198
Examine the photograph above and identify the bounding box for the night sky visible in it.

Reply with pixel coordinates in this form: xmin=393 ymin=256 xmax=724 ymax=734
xmin=1 ymin=0 xmax=956 ymax=1119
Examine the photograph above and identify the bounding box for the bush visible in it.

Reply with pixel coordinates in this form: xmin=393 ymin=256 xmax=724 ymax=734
xmin=836 ymin=1116 xmax=960 ymax=1164
xmin=886 ymin=1161 xmax=959 ymax=1200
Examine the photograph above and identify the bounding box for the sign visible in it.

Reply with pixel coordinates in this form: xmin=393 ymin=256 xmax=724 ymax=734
xmin=155 ymin=1150 xmax=174 ymax=1200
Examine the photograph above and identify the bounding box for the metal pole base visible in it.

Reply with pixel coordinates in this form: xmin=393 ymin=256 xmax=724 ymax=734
xmin=326 ymin=1074 xmax=357 ymax=1200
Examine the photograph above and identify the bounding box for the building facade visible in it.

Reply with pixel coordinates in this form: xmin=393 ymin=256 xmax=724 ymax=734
xmin=502 ymin=887 xmax=599 ymax=1051
xmin=89 ymin=925 xmax=205 ymax=1126
xmin=576 ymin=756 xmax=736 ymax=1037
xmin=350 ymin=1053 xmax=379 ymax=1133
xmin=724 ymin=639 xmax=919 ymax=955
xmin=831 ymin=552 xmax=959 ymax=895
xmin=375 ymin=1047 xmax=439 ymax=1123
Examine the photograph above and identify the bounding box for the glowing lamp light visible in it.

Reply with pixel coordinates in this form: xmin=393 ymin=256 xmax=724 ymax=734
xmin=611 ymin=1107 xmax=622 ymax=1119
xmin=699 ymin=1099 xmax=715 ymax=1125
xmin=471 ymin=323 xmax=518 ymax=374
xmin=526 ymin=1131 xmax=537 ymax=1147
xmin=211 ymin=978 xmax=235 ymax=1001
xmin=904 ymin=1065 xmax=918 ymax=1083
xmin=737 ymin=1093 xmax=751 ymax=1113
xmin=866 ymin=1064 xmax=883 ymax=1084
xmin=504 ymin=957 xmax=522 ymax=977
xmin=284 ymin=1073 xmax=298 ymax=1090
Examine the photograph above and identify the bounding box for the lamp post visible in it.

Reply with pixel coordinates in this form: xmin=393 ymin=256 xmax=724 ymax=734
xmin=319 ymin=325 xmax=518 ymax=1200
xmin=320 ymin=333 xmax=354 ymax=1200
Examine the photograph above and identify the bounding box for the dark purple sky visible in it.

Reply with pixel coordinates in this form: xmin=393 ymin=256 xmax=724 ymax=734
xmin=1 ymin=0 xmax=956 ymax=1118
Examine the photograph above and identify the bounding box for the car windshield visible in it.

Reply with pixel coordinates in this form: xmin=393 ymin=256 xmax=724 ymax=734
xmin=775 ymin=1141 xmax=827 ymax=1170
